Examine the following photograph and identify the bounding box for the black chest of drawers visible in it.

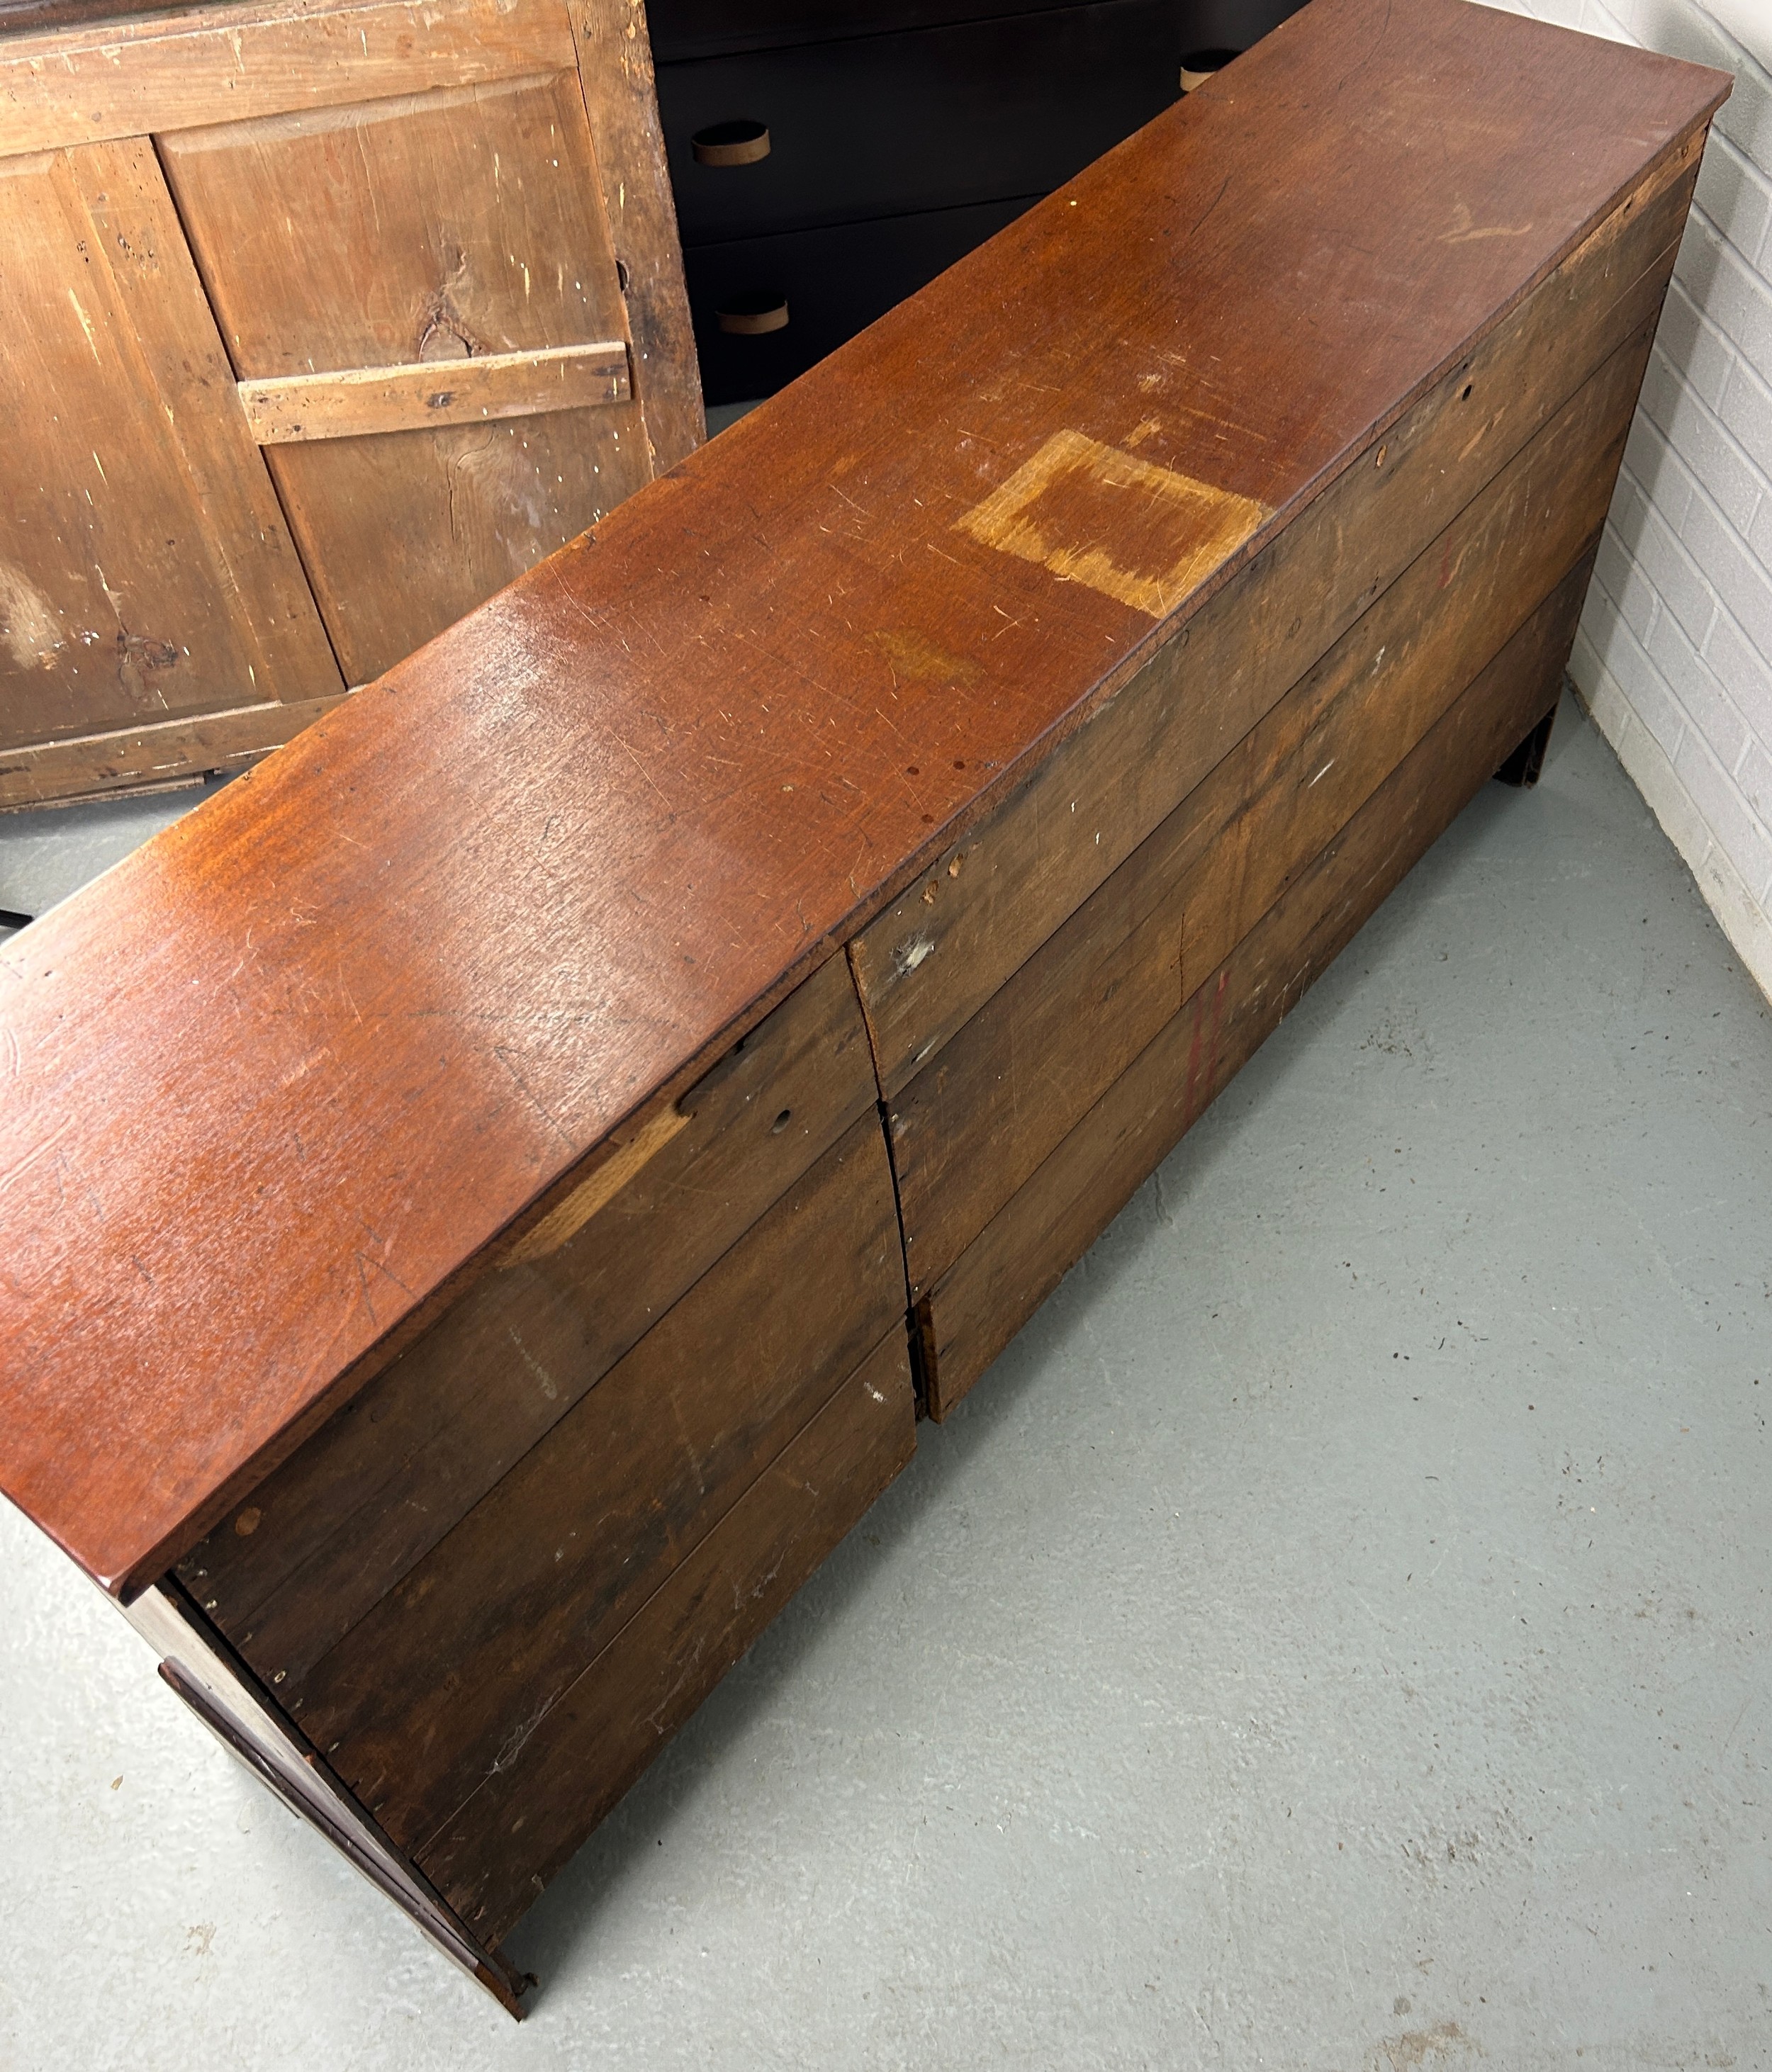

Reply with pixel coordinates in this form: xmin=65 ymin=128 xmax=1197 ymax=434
xmin=650 ymin=0 xmax=1308 ymax=405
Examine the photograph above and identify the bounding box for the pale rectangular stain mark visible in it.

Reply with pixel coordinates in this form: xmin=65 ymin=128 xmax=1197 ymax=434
xmin=954 ymin=428 xmax=1269 ymax=619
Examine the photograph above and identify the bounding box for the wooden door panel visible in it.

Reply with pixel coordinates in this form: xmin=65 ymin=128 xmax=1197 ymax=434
xmin=159 ymin=70 xmax=654 ymax=685
xmin=262 ymin=409 xmax=646 ymax=682
xmin=0 ymin=140 xmax=343 ymax=755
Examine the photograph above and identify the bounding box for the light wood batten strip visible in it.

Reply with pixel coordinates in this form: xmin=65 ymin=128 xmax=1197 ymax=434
xmin=0 ymin=0 xmax=576 ymax=159
xmin=500 ymin=1105 xmax=690 ymax=1267
xmin=237 ymin=340 xmax=632 ymax=445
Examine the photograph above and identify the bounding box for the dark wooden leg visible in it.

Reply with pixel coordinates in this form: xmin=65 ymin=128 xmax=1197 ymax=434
xmin=1493 ymin=687 xmax=1562 ymax=787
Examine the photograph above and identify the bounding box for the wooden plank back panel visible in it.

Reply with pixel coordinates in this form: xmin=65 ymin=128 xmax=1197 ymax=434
xmin=923 ymin=558 xmax=1593 ymax=1416
xmin=419 ymin=1324 xmax=918 ymax=1947
xmin=845 ymin=135 xmax=1702 ymax=1098
xmin=176 ymin=950 xmax=876 ymax=1677
xmin=159 ymin=71 xmax=654 ymax=685
xmin=278 ymin=1109 xmax=902 ymax=1854
xmin=0 ymin=139 xmax=342 ymax=754
xmin=889 ymin=322 xmax=1652 ymax=1295
xmin=0 ymin=0 xmax=1726 ymax=1598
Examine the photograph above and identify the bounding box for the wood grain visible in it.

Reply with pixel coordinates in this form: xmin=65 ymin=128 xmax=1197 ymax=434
xmin=570 ymin=0 xmax=704 ymax=468
xmin=0 ymin=138 xmax=343 ymax=755
xmin=278 ymin=1109 xmax=902 ymax=1854
xmin=890 ymin=323 xmax=1652 ymax=1293
xmin=846 ymin=128 xmax=1704 ymax=1097
xmin=0 ymin=0 xmax=1726 ymax=1596
xmin=237 ymin=340 xmax=632 ymax=444
xmin=176 ymin=950 xmax=877 ymax=1670
xmin=418 ymin=1324 xmax=917 ymax=1946
xmin=0 ymin=0 xmax=576 ymax=157
xmin=923 ymin=557 xmax=1594 ymax=1415
xmin=159 ymin=68 xmax=654 ymax=686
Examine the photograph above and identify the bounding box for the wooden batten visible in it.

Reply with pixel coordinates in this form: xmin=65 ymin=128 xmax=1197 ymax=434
xmin=237 ymin=341 xmax=633 ymax=444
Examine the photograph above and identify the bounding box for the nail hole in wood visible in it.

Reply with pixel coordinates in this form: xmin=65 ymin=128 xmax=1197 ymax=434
xmin=771 ymin=1109 xmax=792 ymax=1134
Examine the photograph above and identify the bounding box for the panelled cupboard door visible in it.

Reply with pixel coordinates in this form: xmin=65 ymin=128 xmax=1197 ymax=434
xmin=0 ymin=140 xmax=344 ymax=769
xmin=159 ymin=70 xmax=655 ymax=688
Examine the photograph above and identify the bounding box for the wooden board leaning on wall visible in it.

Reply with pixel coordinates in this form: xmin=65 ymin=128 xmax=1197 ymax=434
xmin=0 ymin=0 xmax=700 ymax=806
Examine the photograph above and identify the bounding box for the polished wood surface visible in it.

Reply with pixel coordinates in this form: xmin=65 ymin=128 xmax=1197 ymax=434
xmin=0 ymin=0 xmax=1727 ymax=1596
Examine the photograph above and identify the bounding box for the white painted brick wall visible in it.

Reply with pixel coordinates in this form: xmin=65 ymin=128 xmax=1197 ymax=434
xmin=1475 ymin=0 xmax=1772 ymax=1001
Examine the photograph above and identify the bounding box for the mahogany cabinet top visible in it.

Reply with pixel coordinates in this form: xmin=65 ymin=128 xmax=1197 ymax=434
xmin=0 ymin=0 xmax=1727 ymax=1595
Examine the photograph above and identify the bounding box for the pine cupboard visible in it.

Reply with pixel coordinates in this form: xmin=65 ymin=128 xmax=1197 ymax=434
xmin=0 ymin=0 xmax=1728 ymax=2017
xmin=0 ymin=0 xmax=700 ymax=809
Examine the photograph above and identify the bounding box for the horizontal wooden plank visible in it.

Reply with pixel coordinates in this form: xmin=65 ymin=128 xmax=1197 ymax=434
xmin=0 ymin=692 xmax=352 ymax=810
xmin=888 ymin=323 xmax=1652 ymax=1295
xmin=0 ymin=0 xmax=1727 ymax=1597
xmin=0 ymin=0 xmax=576 ymax=158
xmin=922 ymin=556 xmax=1593 ymax=1417
xmin=276 ymin=1108 xmax=903 ymax=1854
xmin=846 ymin=127 xmax=1703 ymax=1098
xmin=176 ymin=950 xmax=879 ymax=1672
xmin=418 ymin=1324 xmax=918 ymax=1947
xmin=237 ymin=341 xmax=632 ymax=445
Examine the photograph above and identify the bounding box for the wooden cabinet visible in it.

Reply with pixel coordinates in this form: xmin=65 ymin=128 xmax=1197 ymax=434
xmin=0 ymin=0 xmax=1727 ymax=2019
xmin=650 ymin=0 xmax=1308 ymax=403
xmin=0 ymin=0 xmax=700 ymax=807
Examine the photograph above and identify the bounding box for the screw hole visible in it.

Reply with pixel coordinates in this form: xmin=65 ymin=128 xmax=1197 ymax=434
xmin=771 ymin=1109 xmax=792 ymax=1134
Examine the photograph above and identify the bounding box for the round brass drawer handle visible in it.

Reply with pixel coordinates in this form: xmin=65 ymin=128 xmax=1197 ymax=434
xmin=693 ymin=120 xmax=772 ymax=167
xmin=1179 ymin=46 xmax=1240 ymax=91
xmin=717 ymin=293 xmax=790 ymax=337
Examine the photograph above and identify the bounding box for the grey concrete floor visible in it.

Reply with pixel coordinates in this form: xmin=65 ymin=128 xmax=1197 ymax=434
xmin=3 ymin=690 xmax=1771 ymax=2071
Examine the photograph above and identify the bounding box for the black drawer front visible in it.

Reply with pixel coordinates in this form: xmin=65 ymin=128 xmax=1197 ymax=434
xmin=650 ymin=0 xmax=1092 ymax=64
xmin=661 ymin=0 xmax=1210 ymax=245
xmin=650 ymin=0 xmax=1299 ymax=62
xmin=685 ymin=197 xmax=1033 ymax=404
